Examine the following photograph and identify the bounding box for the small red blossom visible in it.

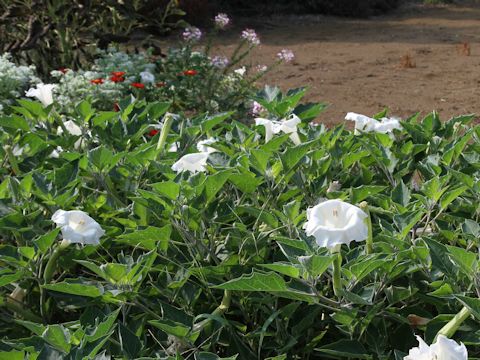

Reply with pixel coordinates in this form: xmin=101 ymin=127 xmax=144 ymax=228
xmin=148 ymin=129 xmax=159 ymax=137
xmin=113 ymin=103 xmax=120 ymax=112
xmin=131 ymin=82 xmax=145 ymax=89
xmin=111 ymin=71 xmax=126 ymax=77
xmin=156 ymin=81 xmax=166 ymax=88
xmin=91 ymin=78 xmax=104 ymax=85
xmin=110 ymin=75 xmax=125 ymax=83
xmin=58 ymin=67 xmax=69 ymax=74
xmin=183 ymin=69 xmax=198 ymax=76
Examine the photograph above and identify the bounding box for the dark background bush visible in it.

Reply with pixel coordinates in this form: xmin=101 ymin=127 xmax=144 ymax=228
xmin=210 ymin=0 xmax=401 ymax=17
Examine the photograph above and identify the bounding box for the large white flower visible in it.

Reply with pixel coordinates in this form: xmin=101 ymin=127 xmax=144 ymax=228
xmin=404 ymin=335 xmax=468 ymax=360
xmin=51 ymin=210 xmax=105 ymax=245
xmin=197 ymin=138 xmax=218 ymax=154
xmin=25 ymin=83 xmax=56 ymax=107
xmin=139 ymin=71 xmax=155 ymax=84
xmin=255 ymin=114 xmax=301 ymax=145
xmin=172 ymin=153 xmax=209 ymax=174
xmin=304 ymin=199 xmax=368 ymax=249
xmin=345 ymin=112 xmax=402 ymax=135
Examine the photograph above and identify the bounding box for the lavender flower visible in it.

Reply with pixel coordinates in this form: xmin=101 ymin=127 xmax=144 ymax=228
xmin=182 ymin=27 xmax=202 ymax=42
xmin=277 ymin=49 xmax=295 ymax=63
xmin=214 ymin=13 xmax=230 ymax=29
xmin=241 ymin=29 xmax=260 ymax=46
xmin=211 ymin=56 xmax=229 ymax=69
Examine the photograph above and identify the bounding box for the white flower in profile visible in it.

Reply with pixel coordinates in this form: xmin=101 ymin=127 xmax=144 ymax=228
xmin=49 ymin=146 xmax=64 ymax=158
xmin=304 ymin=199 xmax=368 ymax=249
xmin=172 ymin=153 xmax=209 ymax=174
xmin=51 ymin=210 xmax=105 ymax=245
xmin=140 ymin=71 xmax=155 ymax=84
xmin=345 ymin=112 xmax=402 ymax=135
xmin=404 ymin=335 xmax=468 ymax=360
xmin=25 ymin=83 xmax=56 ymax=107
xmin=57 ymin=120 xmax=82 ymax=136
xmin=197 ymin=138 xmax=218 ymax=154
xmin=255 ymin=114 xmax=301 ymax=145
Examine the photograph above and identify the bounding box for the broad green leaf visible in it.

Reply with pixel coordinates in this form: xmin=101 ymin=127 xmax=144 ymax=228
xmin=149 ymin=319 xmax=191 ymax=338
xmin=298 ymin=255 xmax=334 ymax=278
xmin=43 ymin=282 xmax=103 ymax=297
xmin=116 ymin=225 xmax=171 ymax=251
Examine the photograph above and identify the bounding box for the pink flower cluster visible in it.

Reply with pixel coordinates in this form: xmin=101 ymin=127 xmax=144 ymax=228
xmin=214 ymin=13 xmax=230 ymax=29
xmin=182 ymin=27 xmax=202 ymax=42
xmin=277 ymin=49 xmax=295 ymax=63
xmin=211 ymin=56 xmax=229 ymax=69
xmin=241 ymin=29 xmax=260 ymax=46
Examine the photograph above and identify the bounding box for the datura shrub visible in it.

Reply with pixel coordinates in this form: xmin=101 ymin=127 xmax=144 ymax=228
xmin=0 ymin=84 xmax=479 ymax=358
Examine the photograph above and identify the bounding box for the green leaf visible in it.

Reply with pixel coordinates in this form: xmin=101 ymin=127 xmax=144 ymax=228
xmin=43 ymin=282 xmax=103 ymax=297
xmin=456 ymin=296 xmax=480 ymax=321
xmin=0 ymin=271 xmax=24 ymax=287
xmin=203 ymin=170 xmax=232 ymax=203
xmin=259 ymin=263 xmax=301 ymax=278
xmin=229 ymin=173 xmax=263 ymax=194
xmin=34 ymin=228 xmax=61 ymax=254
xmin=201 ymin=112 xmax=234 ymax=132
xmin=439 ymin=186 xmax=467 ymax=211
xmin=393 ymin=211 xmax=424 ymax=239
xmin=149 ymin=319 xmax=191 ymax=338
xmin=42 ymin=324 xmax=71 ymax=353
xmin=298 ymin=255 xmax=334 ymax=278
xmin=350 ymin=185 xmax=386 ymax=203
xmin=116 ymin=225 xmax=171 ymax=251
xmin=315 ymin=340 xmax=372 ymax=359
xmin=151 ymin=181 xmax=180 ymax=201
xmin=0 ymin=116 xmax=29 ymax=131
xmin=195 ymin=353 xmax=238 ymax=360
xmin=214 ymin=272 xmax=288 ymax=292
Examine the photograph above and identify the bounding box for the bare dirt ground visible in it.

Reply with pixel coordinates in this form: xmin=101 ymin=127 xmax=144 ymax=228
xmin=212 ymin=2 xmax=480 ymax=125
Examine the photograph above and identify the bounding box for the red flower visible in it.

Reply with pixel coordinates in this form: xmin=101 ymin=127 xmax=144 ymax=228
xmin=91 ymin=78 xmax=104 ymax=85
xmin=113 ymin=103 xmax=120 ymax=112
xmin=111 ymin=71 xmax=126 ymax=77
xmin=183 ymin=69 xmax=198 ymax=76
xmin=148 ymin=129 xmax=159 ymax=137
xmin=131 ymin=82 xmax=145 ymax=89
xmin=58 ymin=67 xmax=69 ymax=74
xmin=156 ymin=82 xmax=166 ymax=88
xmin=110 ymin=75 xmax=125 ymax=83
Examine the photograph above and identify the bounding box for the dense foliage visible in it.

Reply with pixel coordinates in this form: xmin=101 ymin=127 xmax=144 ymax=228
xmin=0 ymin=80 xmax=479 ymax=358
xmin=0 ymin=0 xmax=185 ymax=76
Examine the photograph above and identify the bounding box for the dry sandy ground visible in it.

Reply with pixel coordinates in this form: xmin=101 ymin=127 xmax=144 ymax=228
xmin=210 ymin=2 xmax=480 ymax=125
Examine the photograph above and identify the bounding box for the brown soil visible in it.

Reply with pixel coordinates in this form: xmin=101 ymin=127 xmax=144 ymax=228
xmin=211 ymin=2 xmax=480 ymax=125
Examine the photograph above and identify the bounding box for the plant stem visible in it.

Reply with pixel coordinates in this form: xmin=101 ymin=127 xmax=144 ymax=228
xmin=3 ymin=297 xmax=42 ymax=323
xmin=192 ymin=290 xmax=232 ymax=332
xmin=435 ymin=306 xmax=471 ymax=340
xmin=4 ymin=145 xmax=20 ymax=175
xmin=359 ymin=201 xmax=373 ymax=254
xmin=156 ymin=113 xmax=174 ymax=156
xmin=332 ymin=246 xmax=343 ymax=298
xmin=43 ymin=240 xmax=70 ymax=284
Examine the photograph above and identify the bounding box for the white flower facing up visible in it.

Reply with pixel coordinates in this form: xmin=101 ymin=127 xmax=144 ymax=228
xmin=304 ymin=199 xmax=368 ymax=249
xmin=139 ymin=71 xmax=155 ymax=84
xmin=172 ymin=152 xmax=209 ymax=174
xmin=25 ymin=83 xmax=56 ymax=107
xmin=255 ymin=114 xmax=301 ymax=145
xmin=404 ymin=335 xmax=468 ymax=360
xmin=51 ymin=210 xmax=105 ymax=245
xmin=197 ymin=138 xmax=218 ymax=154
xmin=345 ymin=112 xmax=402 ymax=135
xmin=214 ymin=13 xmax=230 ymax=29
